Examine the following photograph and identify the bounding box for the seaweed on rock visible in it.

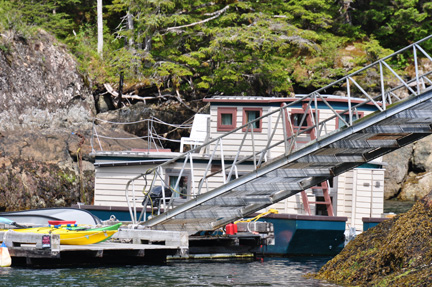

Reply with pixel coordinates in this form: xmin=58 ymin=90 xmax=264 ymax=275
xmin=314 ymin=191 xmax=432 ymax=286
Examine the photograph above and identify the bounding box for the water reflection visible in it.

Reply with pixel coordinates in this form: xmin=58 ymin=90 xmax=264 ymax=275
xmin=0 ymin=257 xmax=340 ymax=286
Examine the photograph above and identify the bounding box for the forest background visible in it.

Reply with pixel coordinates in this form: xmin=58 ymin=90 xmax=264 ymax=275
xmin=2 ymin=0 xmax=432 ymax=100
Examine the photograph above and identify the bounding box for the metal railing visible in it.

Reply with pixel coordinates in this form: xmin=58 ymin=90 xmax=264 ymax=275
xmin=124 ymin=35 xmax=432 ymax=226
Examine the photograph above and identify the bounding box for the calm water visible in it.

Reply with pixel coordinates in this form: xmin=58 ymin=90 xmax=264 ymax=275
xmin=0 ymin=257 xmax=339 ymax=287
xmin=384 ymin=200 xmax=415 ymax=214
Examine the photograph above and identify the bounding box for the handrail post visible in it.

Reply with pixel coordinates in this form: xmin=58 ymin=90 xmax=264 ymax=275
xmin=379 ymin=61 xmax=386 ymax=110
xmin=414 ymin=45 xmax=420 ymax=95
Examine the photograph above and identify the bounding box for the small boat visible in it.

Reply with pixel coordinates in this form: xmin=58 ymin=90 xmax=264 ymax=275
xmin=9 ymin=224 xmax=121 ymax=245
xmin=62 ymin=222 xmax=122 ymax=232
xmin=0 ymin=207 xmax=102 ymax=226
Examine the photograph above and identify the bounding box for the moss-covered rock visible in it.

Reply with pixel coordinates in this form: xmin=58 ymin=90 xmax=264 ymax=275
xmin=314 ymin=191 xmax=432 ymax=286
xmin=0 ymin=158 xmax=94 ymax=211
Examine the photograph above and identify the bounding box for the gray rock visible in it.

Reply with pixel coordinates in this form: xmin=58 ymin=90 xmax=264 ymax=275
xmin=412 ymin=135 xmax=432 ymax=172
xmin=0 ymin=30 xmax=96 ymax=210
xmin=383 ymin=144 xmax=413 ymax=199
xmin=399 ymin=171 xmax=432 ymax=201
xmin=0 ymin=30 xmax=95 ymax=133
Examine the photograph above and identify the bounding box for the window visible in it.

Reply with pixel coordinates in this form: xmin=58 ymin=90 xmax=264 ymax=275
xmin=217 ymin=107 xmax=237 ymax=131
xmin=242 ymin=108 xmax=262 ymax=132
xmin=336 ymin=112 xmax=363 ymax=129
xmin=289 ymin=109 xmax=318 ymax=134
xmin=291 ymin=113 xmax=309 ymax=131
xmin=168 ymin=175 xmax=189 ymax=199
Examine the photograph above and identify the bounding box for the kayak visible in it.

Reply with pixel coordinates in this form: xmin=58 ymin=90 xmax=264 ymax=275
xmin=66 ymin=223 xmax=122 ymax=232
xmin=8 ymin=223 xmax=122 ymax=245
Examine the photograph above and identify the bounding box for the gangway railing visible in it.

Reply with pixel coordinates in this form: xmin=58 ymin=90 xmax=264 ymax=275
xmin=124 ymin=35 xmax=432 ymax=231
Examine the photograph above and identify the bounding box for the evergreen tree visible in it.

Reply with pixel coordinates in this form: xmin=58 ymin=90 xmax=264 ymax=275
xmin=352 ymin=0 xmax=432 ymax=49
xmin=104 ymin=0 xmax=356 ymax=97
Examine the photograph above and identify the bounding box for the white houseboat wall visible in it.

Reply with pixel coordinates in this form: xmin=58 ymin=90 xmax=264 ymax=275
xmin=91 ymin=95 xmax=384 ymax=233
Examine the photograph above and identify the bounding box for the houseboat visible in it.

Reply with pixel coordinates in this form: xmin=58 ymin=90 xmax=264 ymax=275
xmin=83 ymin=94 xmax=386 ymax=256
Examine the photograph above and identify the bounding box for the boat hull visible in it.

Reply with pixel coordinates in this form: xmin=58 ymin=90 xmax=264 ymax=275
xmin=6 ymin=224 xmax=121 ymax=245
xmin=255 ymin=214 xmax=346 ymax=256
xmin=0 ymin=208 xmax=102 ymax=226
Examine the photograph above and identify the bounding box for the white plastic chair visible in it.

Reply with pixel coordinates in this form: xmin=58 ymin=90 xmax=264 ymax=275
xmin=180 ymin=114 xmax=210 ymax=153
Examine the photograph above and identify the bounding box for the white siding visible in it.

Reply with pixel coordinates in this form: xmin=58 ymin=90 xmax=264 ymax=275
xmin=94 ymin=165 xmax=159 ymax=207
xmin=335 ymin=168 xmax=384 ymax=231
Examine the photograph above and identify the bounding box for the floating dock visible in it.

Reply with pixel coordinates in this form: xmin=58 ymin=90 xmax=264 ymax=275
xmin=0 ymin=228 xmax=188 ymax=267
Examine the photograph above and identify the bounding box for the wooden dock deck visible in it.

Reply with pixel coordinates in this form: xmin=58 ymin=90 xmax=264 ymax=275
xmin=0 ymin=228 xmax=188 ymax=267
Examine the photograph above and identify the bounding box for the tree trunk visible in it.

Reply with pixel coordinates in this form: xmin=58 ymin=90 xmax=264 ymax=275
xmin=97 ymin=0 xmax=103 ymax=56
xmin=127 ymin=9 xmax=135 ymax=48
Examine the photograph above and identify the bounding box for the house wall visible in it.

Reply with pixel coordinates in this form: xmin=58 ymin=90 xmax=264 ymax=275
xmin=208 ymin=105 xmax=274 ymax=157
xmin=94 ymin=164 xmax=159 ymax=207
xmin=335 ymin=168 xmax=385 ymax=231
xmin=94 ymin=160 xmax=258 ymax=208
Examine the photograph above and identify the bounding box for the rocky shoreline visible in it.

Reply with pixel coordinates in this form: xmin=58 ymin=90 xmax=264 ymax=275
xmin=313 ymin=191 xmax=432 ymax=286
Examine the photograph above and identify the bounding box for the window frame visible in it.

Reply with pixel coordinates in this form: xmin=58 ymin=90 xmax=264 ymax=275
xmin=217 ymin=107 xmax=237 ymax=132
xmin=335 ymin=111 xmax=364 ymax=129
xmin=289 ymin=108 xmax=319 ymax=134
xmin=165 ymin=168 xmax=192 ymax=199
xmin=242 ymin=107 xmax=263 ymax=132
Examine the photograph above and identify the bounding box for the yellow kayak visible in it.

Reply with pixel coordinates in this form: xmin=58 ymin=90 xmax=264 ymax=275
xmin=10 ymin=227 xmax=118 ymax=245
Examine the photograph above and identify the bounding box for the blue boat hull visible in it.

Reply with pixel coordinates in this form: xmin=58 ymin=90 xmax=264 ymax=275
xmin=256 ymin=214 xmax=346 ymax=256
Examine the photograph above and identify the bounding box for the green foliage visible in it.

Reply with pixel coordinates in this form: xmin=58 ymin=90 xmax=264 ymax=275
xmin=11 ymin=0 xmax=80 ymax=38
xmin=352 ymin=0 xmax=432 ymax=49
xmin=101 ymin=1 xmax=360 ymax=95
xmin=65 ymin=22 xmax=127 ymax=83
xmin=0 ymin=0 xmax=33 ymax=37
xmin=354 ymin=37 xmax=394 ymax=64
xmin=3 ymin=0 xmax=422 ymax=99
xmin=59 ymin=170 xmax=76 ymax=184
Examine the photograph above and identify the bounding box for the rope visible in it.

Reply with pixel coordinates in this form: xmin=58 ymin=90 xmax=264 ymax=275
xmin=91 ymin=116 xmax=191 ymax=151
xmin=94 ymin=116 xmax=192 ymax=129
xmin=234 ymin=208 xmax=279 ymax=224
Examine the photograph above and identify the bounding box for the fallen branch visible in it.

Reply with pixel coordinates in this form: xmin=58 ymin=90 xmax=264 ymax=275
xmin=103 ymin=83 xmax=119 ymax=97
xmin=166 ymin=5 xmax=229 ymax=31
xmin=175 ymin=89 xmax=194 ymax=112
xmin=121 ymin=94 xmax=176 ymax=101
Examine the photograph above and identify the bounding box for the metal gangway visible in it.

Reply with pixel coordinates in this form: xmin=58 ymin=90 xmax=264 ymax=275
xmin=127 ymin=35 xmax=432 ymax=234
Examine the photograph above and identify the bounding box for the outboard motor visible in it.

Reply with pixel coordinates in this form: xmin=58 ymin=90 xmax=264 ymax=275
xmin=143 ymin=186 xmax=171 ymax=208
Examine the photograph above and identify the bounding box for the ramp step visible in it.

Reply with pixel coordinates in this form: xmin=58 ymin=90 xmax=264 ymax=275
xmin=264 ymin=168 xmax=331 ymax=178
xmin=296 ymin=154 xmax=365 ymax=164
xmin=201 ymin=196 xmax=273 ymax=206
xmin=233 ymin=181 xmax=303 ymax=192
xmin=175 ymin=207 xmax=242 ymax=219
xmin=362 ymin=124 xmax=432 ymax=133
xmin=329 ymin=139 xmax=399 ymax=149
